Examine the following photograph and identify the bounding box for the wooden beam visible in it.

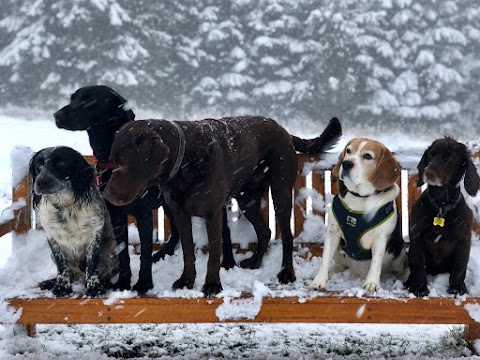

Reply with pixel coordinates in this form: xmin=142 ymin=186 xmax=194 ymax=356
xmin=7 ymin=296 xmax=480 ymax=325
xmin=0 ymin=217 xmax=19 ymax=238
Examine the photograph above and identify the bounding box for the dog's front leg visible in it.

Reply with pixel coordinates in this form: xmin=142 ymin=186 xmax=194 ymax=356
xmin=171 ymin=209 xmax=196 ymax=291
xmin=221 ymin=205 xmax=236 ymax=270
xmin=310 ymin=219 xmax=341 ymax=290
xmin=203 ymin=210 xmax=224 ymax=297
xmin=133 ymin=211 xmax=154 ymax=293
xmin=448 ymin=239 xmax=471 ymax=295
xmin=363 ymin=235 xmax=388 ymax=291
xmin=405 ymin=229 xmax=429 ymax=297
xmin=107 ymin=203 xmax=131 ymax=290
xmin=85 ymin=234 xmax=108 ymax=297
xmin=39 ymin=238 xmax=72 ymax=297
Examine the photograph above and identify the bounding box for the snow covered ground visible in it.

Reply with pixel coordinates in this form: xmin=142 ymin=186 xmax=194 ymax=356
xmin=0 ymin=111 xmax=480 ymax=359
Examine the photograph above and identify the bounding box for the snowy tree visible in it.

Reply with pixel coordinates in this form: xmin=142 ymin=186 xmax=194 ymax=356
xmin=0 ymin=0 xmax=152 ymax=109
xmin=0 ymin=0 xmax=479 ymax=135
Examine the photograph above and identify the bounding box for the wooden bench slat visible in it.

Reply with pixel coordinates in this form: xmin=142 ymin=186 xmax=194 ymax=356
xmin=8 ymin=296 xmax=480 ymax=325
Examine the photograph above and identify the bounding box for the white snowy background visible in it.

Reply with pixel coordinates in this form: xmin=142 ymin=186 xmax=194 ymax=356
xmin=2 ymin=0 xmax=480 ymax=358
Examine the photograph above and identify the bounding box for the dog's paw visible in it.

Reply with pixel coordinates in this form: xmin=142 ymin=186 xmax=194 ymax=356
xmin=277 ymin=268 xmax=296 ymax=284
xmin=362 ymin=281 xmax=381 ymax=292
xmin=239 ymin=255 xmax=262 ymax=269
xmin=112 ymin=275 xmax=131 ymax=291
xmin=221 ymin=256 xmax=236 ymax=270
xmin=85 ymin=275 xmax=108 ymax=297
xmin=38 ymin=278 xmax=58 ymax=291
xmin=172 ymin=274 xmax=195 ymax=290
xmin=202 ymin=282 xmax=223 ymax=297
xmin=40 ymin=276 xmax=72 ymax=297
xmin=406 ymin=283 xmax=429 ymax=297
xmin=85 ymin=284 xmax=107 ymax=297
xmin=133 ymin=279 xmax=154 ymax=294
xmin=448 ymin=283 xmax=468 ymax=295
xmin=309 ymin=274 xmax=328 ymax=290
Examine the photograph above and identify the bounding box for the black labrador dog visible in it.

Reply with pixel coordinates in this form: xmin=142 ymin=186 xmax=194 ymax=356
xmin=406 ymin=137 xmax=480 ymax=296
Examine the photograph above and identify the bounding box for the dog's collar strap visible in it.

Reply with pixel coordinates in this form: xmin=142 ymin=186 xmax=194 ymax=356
xmin=93 ymin=153 xmax=115 ymax=185
xmin=332 ymin=195 xmax=395 ymax=261
xmin=427 ymin=189 xmax=462 ymax=218
xmin=168 ymin=121 xmax=186 ymax=179
xmin=347 ymin=189 xmax=386 ymax=198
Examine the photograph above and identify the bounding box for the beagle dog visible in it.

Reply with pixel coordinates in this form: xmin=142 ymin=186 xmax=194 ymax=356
xmin=310 ymin=138 xmax=408 ymax=291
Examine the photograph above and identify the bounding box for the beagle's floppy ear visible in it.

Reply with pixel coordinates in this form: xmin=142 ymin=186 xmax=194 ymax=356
xmin=331 ymin=148 xmax=345 ymax=179
xmin=464 ymin=158 xmax=480 ymax=196
xmin=371 ymin=148 xmax=401 ymax=190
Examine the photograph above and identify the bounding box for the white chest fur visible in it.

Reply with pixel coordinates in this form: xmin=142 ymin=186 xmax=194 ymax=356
xmin=38 ymin=198 xmax=105 ymax=256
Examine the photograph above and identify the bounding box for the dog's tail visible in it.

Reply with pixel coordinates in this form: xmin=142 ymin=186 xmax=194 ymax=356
xmin=292 ymin=117 xmax=342 ymax=155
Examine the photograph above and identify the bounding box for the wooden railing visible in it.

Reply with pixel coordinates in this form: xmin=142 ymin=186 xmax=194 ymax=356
xmin=1 ymin=152 xmax=480 ymax=347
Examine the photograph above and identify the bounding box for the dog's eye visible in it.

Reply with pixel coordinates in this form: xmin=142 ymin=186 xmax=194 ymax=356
xmin=345 ymin=148 xmax=351 ymax=154
xmin=363 ymin=153 xmax=373 ymax=160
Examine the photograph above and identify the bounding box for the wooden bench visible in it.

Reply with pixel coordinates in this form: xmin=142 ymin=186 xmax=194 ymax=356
xmin=2 ymin=152 xmax=480 ymax=347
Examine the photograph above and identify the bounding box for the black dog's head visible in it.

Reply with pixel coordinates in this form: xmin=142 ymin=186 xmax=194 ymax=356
xmin=29 ymin=147 xmax=95 ymax=207
xmin=417 ymin=137 xmax=480 ymax=196
xmin=54 ymin=85 xmax=135 ymax=163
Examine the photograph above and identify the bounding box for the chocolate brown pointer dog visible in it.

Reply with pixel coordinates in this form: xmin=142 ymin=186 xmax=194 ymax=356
xmin=103 ymin=116 xmax=341 ymax=296
xmin=406 ymin=138 xmax=480 ymax=296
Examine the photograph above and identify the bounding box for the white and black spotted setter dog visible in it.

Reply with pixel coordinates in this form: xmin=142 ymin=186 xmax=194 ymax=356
xmin=29 ymin=146 xmax=118 ymax=297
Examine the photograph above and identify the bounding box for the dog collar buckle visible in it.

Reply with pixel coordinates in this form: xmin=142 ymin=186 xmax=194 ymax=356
xmin=433 ymin=215 xmax=445 ymax=227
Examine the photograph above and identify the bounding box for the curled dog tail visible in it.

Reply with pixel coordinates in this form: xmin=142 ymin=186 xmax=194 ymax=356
xmin=292 ymin=117 xmax=342 ymax=155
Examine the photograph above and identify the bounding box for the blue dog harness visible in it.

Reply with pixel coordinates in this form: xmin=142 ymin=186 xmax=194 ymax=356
xmin=332 ymin=195 xmax=395 ymax=261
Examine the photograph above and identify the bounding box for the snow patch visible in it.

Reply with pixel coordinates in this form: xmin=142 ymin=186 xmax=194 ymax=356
xmin=216 ymin=281 xmax=270 ymax=321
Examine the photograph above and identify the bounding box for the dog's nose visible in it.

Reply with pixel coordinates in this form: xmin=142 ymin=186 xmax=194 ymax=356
xmin=342 ymin=160 xmax=354 ymax=171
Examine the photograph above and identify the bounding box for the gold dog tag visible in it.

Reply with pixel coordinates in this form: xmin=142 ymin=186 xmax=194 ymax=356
xmin=433 ymin=216 xmax=445 ymax=227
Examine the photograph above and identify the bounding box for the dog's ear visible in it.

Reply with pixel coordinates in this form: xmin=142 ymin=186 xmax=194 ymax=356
xmin=108 ymin=88 xmax=135 ymax=123
xmin=125 ymin=108 xmax=135 ymax=122
xmin=416 ymin=147 xmax=430 ymax=187
xmin=331 ymin=147 xmax=346 ymax=178
xmin=464 ymin=158 xmax=480 ymax=196
xmin=29 ymin=151 xmax=42 ymax=208
xmin=371 ymin=148 xmax=401 ymax=190
xmin=71 ymin=160 xmax=95 ymax=202
xmin=28 ymin=151 xmax=40 ymax=180
xmin=134 ymin=130 xmax=170 ymax=177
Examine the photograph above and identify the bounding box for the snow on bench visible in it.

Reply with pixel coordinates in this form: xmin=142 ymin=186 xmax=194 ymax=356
xmin=2 ymin=147 xmax=480 ymax=348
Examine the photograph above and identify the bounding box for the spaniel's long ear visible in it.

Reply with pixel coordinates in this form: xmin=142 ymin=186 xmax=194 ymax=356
xmin=331 ymin=148 xmax=346 ymax=179
xmin=28 ymin=151 xmax=40 ymax=180
xmin=29 ymin=151 xmax=42 ymax=208
xmin=371 ymin=148 xmax=401 ymax=190
xmin=464 ymin=158 xmax=480 ymax=196
xmin=416 ymin=147 xmax=430 ymax=187
xmin=72 ymin=159 xmax=95 ymax=203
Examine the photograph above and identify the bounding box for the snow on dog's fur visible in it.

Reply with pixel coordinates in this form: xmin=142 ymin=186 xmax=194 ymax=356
xmin=310 ymin=138 xmax=408 ymax=291
xmin=29 ymin=146 xmax=118 ymax=296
